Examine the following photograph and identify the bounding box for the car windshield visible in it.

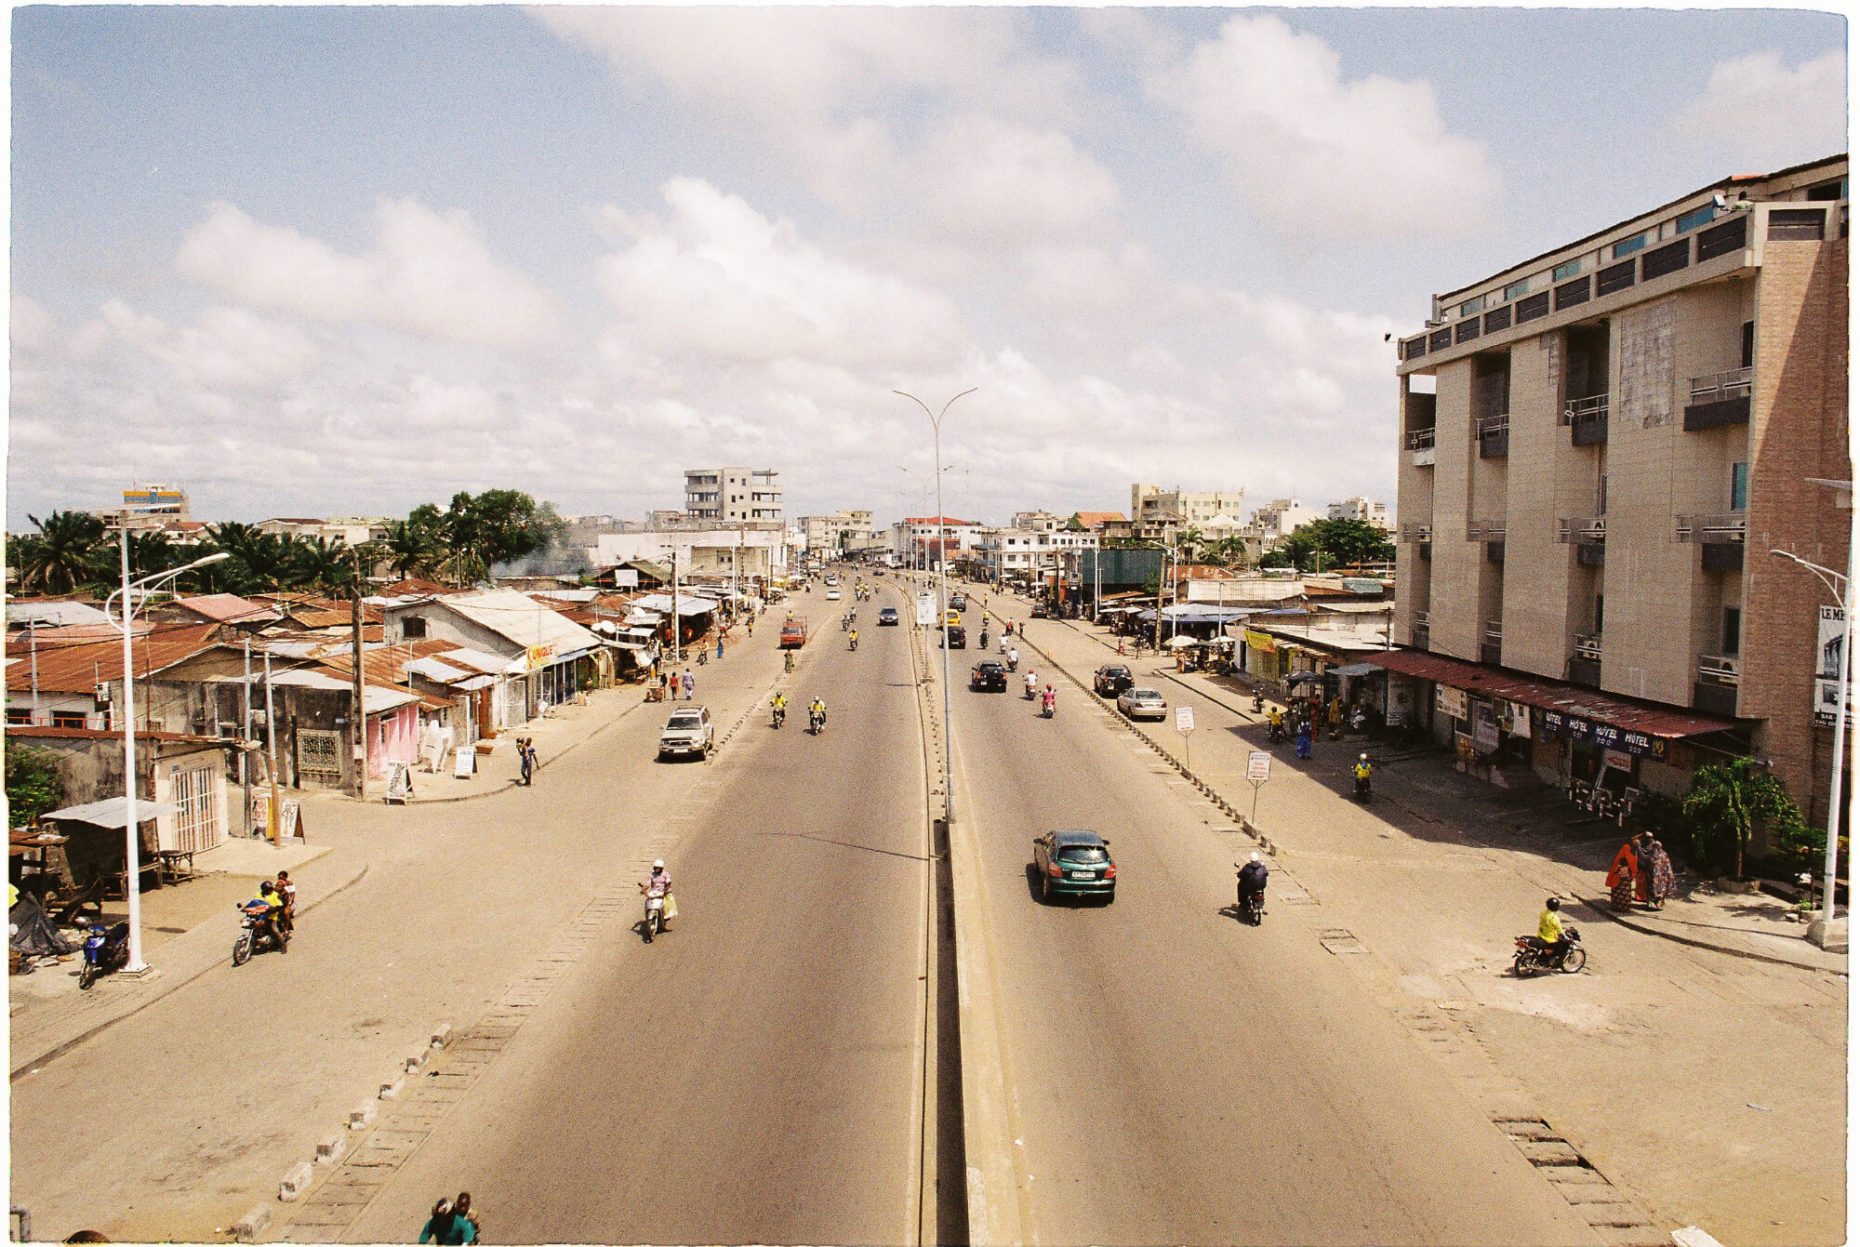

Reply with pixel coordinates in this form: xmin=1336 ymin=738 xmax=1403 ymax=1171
xmin=1057 ymin=845 xmax=1108 ymax=864
xmin=668 ymin=715 xmax=702 ymax=729
xmin=1107 ymin=667 xmax=1130 ymax=677
xmin=1130 ymin=689 xmax=1161 ymax=700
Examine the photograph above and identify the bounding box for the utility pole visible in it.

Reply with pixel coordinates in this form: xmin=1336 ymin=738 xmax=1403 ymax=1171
xmin=242 ymin=638 xmax=254 ymax=836
xmin=351 ymin=551 xmax=368 ymax=802
xmin=263 ymin=648 xmax=281 ymax=843
xmin=669 ymin=548 xmax=682 ymax=663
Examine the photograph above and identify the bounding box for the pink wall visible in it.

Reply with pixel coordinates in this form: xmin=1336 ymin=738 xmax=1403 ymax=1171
xmin=368 ymin=704 xmax=420 ymax=779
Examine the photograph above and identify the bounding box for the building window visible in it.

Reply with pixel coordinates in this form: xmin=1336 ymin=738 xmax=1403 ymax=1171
xmin=1675 ymin=204 xmax=1717 ymax=234
xmin=400 ymin=617 xmax=427 ymax=639
xmin=1552 ymin=258 xmax=1583 ymax=280
xmin=1502 ymin=278 xmax=1531 ymax=301
xmin=1611 ymin=233 xmax=1647 ymax=259
xmin=1459 ymin=295 xmax=1484 ymax=317
xmin=1722 ymin=607 xmax=1742 ymax=656
xmin=6 ymin=708 xmax=31 ymax=725
xmin=51 ymin=711 xmax=87 ymax=728
xmin=1742 ymin=321 xmax=1754 ymax=368
xmin=1595 ymin=595 xmax=1605 ymax=632
xmin=1731 ymin=462 xmax=1749 ymax=511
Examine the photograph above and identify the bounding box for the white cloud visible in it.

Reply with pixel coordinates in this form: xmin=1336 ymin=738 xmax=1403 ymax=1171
xmin=101 ymin=300 xmax=323 ymax=392
xmin=1675 ymin=50 xmax=1846 ymax=169
xmin=595 ymin=177 xmax=968 ymax=369
xmin=918 ymin=116 xmax=1121 ymax=247
xmin=1150 ymin=15 xmax=1500 ymax=238
xmin=173 ymin=198 xmax=560 ymax=351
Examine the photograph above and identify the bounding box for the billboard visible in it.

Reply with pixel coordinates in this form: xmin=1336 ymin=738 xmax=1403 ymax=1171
xmin=1814 ymin=605 xmax=1848 ymax=727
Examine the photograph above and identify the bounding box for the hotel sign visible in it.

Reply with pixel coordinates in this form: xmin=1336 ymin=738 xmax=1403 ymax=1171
xmin=1538 ymin=709 xmax=1670 ymax=761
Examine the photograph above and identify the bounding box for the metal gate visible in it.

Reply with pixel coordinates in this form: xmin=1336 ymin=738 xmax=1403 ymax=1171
xmin=297 ymin=728 xmax=344 ymax=786
xmin=168 ymin=762 xmax=222 ymax=853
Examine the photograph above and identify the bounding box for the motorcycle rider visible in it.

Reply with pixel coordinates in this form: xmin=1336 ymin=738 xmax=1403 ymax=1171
xmin=1008 ymin=645 xmax=1020 ymax=672
xmin=849 ymin=627 xmax=859 ymax=650
xmin=642 ymin=860 xmax=673 ymax=932
xmin=1267 ymin=705 xmax=1285 ymax=741
xmin=1353 ymin=752 xmax=1373 ymax=797
xmin=1024 ymin=670 xmax=1039 ymax=699
xmin=771 ymin=691 xmax=787 ymax=726
xmin=1237 ymin=851 xmax=1269 ymax=916
xmin=1536 ymin=896 xmax=1568 ymax=963
xmin=1041 ymin=684 xmax=1057 ymax=715
xmin=245 ymin=879 xmax=287 ymax=952
xmin=809 ymin=696 xmax=827 ymax=731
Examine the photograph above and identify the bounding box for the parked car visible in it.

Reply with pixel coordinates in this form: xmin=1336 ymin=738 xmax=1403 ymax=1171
xmin=950 ymin=593 xmax=968 ymax=611
xmin=1030 ymin=603 xmax=1055 ymax=619
xmin=1031 ymin=829 xmax=1117 ymax=904
xmin=657 ymin=706 xmax=715 ymax=760
xmin=779 ymin=618 xmax=808 ymax=648
xmin=826 ymin=587 xmax=843 ymax=601
xmin=970 ymin=661 xmax=1008 ymax=692
xmin=942 ymin=625 xmax=967 ymax=649
xmin=1117 ymin=687 xmax=1168 ymax=720
xmin=878 ymin=606 xmax=900 ymax=626
xmin=1093 ymin=664 xmax=1134 ymax=697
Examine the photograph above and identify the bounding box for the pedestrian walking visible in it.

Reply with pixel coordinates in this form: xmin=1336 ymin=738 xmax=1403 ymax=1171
xmin=1295 ymin=721 xmax=1312 ymax=760
xmin=518 ymin=737 xmax=534 ymax=786
xmin=717 ymin=636 xmax=725 ymax=660
xmin=1605 ymin=835 xmax=1643 ymax=911
xmin=418 ymin=1198 xmax=475 ymax=1245
xmin=682 ymin=669 xmax=695 ymax=700
xmin=522 ymin=739 xmax=539 ymax=785
xmin=1644 ymin=838 xmax=1678 ymax=909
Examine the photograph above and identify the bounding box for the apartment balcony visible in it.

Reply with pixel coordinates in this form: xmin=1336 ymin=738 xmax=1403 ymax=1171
xmin=1477 ymin=414 xmax=1510 ymax=458
xmin=1684 ymin=367 xmax=1753 ymax=431
xmin=1406 ymin=425 xmax=1437 ymax=466
xmin=1561 ymin=394 xmax=1610 ymax=445
xmin=1674 ymin=511 xmax=1746 ymax=543
xmin=1557 ymin=515 xmax=1606 ymax=559
xmin=1568 ymin=633 xmax=1603 ymax=687
xmin=1481 ymin=621 xmax=1503 ymax=666
xmin=1412 ymin=610 xmax=1430 ymax=651
xmin=1694 ymin=653 xmax=1740 ymax=716
xmin=1400 ymin=522 xmax=1433 ymax=545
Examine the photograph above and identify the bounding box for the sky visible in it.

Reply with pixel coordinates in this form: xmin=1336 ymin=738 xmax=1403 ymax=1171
xmin=6 ymin=4 xmax=1848 ymax=532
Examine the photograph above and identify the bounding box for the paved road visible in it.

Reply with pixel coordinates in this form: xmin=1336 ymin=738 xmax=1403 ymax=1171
xmin=945 ymin=605 xmax=1601 ymax=1246
xmin=340 ymin=599 xmax=938 ymax=1245
xmin=8 ymin=636 xmax=790 ymax=1243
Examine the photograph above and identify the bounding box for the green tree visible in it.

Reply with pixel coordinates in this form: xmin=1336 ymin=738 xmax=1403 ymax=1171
xmin=430 ymin=490 xmax=560 ymax=583
xmin=12 ymin=511 xmax=107 ymax=594
xmin=382 ymin=515 xmax=443 ymax=578
xmin=1681 ymin=756 xmax=1811 ymax=880
xmin=291 ymin=536 xmax=354 ymax=595
xmin=6 ymin=745 xmax=66 ymax=828
xmin=1304 ymin=517 xmax=1396 ymax=569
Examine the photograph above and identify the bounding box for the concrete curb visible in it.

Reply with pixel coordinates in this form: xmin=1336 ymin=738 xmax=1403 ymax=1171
xmin=9 ymin=861 xmax=372 ymax=1079
xmin=1576 ymin=896 xmax=1845 ymax=975
xmin=394 ymin=688 xmax=650 ymax=805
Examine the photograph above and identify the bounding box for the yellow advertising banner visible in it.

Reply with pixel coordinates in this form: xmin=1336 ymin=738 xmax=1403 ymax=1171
xmin=525 ymin=643 xmax=557 ymax=671
xmin=1244 ymin=629 xmax=1277 ymax=653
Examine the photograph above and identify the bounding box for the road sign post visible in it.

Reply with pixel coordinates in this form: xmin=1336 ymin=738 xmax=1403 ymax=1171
xmin=1245 ymin=749 xmax=1272 ymax=825
xmin=1176 ymin=705 xmax=1195 ymax=771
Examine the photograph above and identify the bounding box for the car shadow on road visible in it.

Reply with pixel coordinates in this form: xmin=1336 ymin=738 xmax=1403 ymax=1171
xmin=753 ymin=831 xmax=936 ymax=863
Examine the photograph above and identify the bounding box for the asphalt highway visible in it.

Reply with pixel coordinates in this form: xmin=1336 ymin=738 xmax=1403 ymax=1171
xmin=947 ymin=592 xmax=1602 ymax=1246
xmin=342 ymin=597 xmax=938 ymax=1245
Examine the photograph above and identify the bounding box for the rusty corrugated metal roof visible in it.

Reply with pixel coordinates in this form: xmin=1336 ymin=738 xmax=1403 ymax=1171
xmin=4 ymin=623 xmax=224 ymax=692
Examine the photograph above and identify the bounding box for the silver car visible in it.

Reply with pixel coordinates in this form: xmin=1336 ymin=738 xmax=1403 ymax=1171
xmin=657 ymin=706 xmax=715 ymax=760
xmin=1116 ymin=687 xmax=1168 ymax=720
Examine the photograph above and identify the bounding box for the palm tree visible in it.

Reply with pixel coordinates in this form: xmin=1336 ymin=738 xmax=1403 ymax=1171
xmin=291 ymin=536 xmax=353 ymax=595
xmin=1681 ymin=756 xmax=1810 ymax=880
xmin=382 ymin=518 xmax=441 ymax=579
xmin=14 ymin=511 xmax=107 ymax=594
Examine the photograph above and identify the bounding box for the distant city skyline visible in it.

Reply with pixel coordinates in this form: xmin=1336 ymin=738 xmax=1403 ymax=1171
xmin=9 ymin=6 xmax=1845 ymax=530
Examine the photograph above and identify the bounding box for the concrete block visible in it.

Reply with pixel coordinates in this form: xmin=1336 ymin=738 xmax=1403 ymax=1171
xmin=349 ymin=1100 xmax=377 ymax=1129
xmin=233 ymin=1205 xmax=272 ymax=1242
xmin=316 ymin=1132 xmax=348 ymax=1165
xmin=279 ymin=1161 xmax=315 ymax=1202
xmin=404 ymin=1048 xmax=430 ymax=1074
xmin=379 ymin=1075 xmax=405 ymax=1101
xmin=431 ymin=1020 xmax=454 ymax=1048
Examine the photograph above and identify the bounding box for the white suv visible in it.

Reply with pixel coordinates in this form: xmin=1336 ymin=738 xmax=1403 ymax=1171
xmin=658 ymin=706 xmax=715 ymax=761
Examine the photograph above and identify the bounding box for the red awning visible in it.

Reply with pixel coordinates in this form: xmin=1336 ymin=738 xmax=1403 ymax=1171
xmin=1363 ymin=649 xmax=1737 ymax=740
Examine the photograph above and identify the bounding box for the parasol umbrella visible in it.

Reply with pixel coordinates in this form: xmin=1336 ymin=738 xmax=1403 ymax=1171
xmin=1286 ymin=671 xmax=1322 ymax=685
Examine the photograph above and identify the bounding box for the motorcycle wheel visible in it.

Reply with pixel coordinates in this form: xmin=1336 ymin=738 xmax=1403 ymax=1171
xmin=79 ymin=963 xmax=96 ymax=990
xmin=232 ymin=933 xmax=253 ymax=967
xmin=1513 ymin=952 xmax=1535 ymax=978
xmin=1560 ymin=947 xmax=1588 ymax=974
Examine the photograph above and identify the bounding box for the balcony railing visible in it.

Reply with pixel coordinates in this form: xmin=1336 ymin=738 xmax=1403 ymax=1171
xmin=1466 ymin=520 xmax=1507 ymax=541
xmin=1575 ymin=632 xmax=1603 ymax=661
xmin=1561 ymin=393 xmax=1610 ymax=445
xmin=1674 ymin=511 xmax=1746 ymax=544
xmin=1698 ymin=654 xmax=1741 ymax=686
xmin=1400 ymin=523 xmax=1433 ymax=544
xmin=1414 ymin=610 xmax=1430 ymax=628
xmin=1405 ymin=426 xmax=1437 ymax=450
xmin=1689 ymin=367 xmax=1753 ymax=403
xmin=1558 ymin=516 xmax=1606 ymax=544
xmin=1484 ymin=621 xmax=1503 ymax=644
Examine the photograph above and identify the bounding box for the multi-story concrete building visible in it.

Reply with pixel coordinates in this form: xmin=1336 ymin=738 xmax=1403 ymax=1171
xmin=1388 ymin=155 xmax=1849 ymax=827
xmin=801 ymin=510 xmax=875 ymax=560
xmin=1328 ymin=497 xmax=1393 ymax=532
xmin=1249 ymin=499 xmax=1321 ymax=543
xmin=974 ymin=526 xmax=1099 ymax=587
xmin=684 ymin=468 xmax=783 ymax=524
xmin=889 ymin=517 xmax=983 ymax=569
xmin=1130 ymin=484 xmax=1247 ymax=540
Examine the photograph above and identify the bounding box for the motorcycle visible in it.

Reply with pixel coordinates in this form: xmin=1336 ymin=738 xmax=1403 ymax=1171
xmin=772 ymin=703 xmax=786 ymax=729
xmin=1024 ymin=680 xmax=1038 ymax=701
xmin=1267 ymin=720 xmax=1285 ymax=744
xmin=849 ymin=635 xmax=859 ymax=651
xmin=642 ymin=887 xmax=667 ymax=944
xmin=809 ymin=708 xmax=826 ymax=735
xmin=1234 ymin=869 xmax=1266 ymax=926
xmin=841 ymin=615 xmax=851 ymax=631
xmin=77 ymin=918 xmax=131 ymax=989
xmin=979 ymin=630 xmax=990 ymax=650
xmin=1353 ymin=773 xmax=1372 ymax=802
xmin=1252 ymin=690 xmax=1265 ymax=714
xmin=231 ymin=903 xmax=288 ymax=966
xmin=1040 ymin=693 xmax=1056 ymax=719
xmin=1513 ymin=927 xmax=1585 ymax=976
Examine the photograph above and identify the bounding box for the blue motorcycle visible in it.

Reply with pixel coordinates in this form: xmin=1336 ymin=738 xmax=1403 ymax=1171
xmin=77 ymin=919 xmax=131 ymax=990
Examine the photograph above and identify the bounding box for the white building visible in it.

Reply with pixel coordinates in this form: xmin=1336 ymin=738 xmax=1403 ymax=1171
xmin=1249 ymin=499 xmax=1321 ymax=542
xmin=590 ymin=526 xmax=792 ymax=585
xmin=684 ymin=467 xmax=783 ymax=523
xmin=1130 ymin=484 xmax=1248 ymax=539
xmin=801 ymin=510 xmax=876 ymax=560
xmin=976 ymin=526 xmax=1099 ymax=584
xmin=889 ymin=517 xmax=984 ymax=569
xmin=1327 ymin=497 xmax=1393 ymax=532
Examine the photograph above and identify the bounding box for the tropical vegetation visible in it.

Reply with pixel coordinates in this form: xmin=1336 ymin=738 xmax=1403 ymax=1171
xmin=1680 ymin=756 xmax=1816 ymax=880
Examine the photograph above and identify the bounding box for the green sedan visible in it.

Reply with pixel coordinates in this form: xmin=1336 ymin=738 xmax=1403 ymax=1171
xmin=1032 ymin=830 xmax=1117 ymax=904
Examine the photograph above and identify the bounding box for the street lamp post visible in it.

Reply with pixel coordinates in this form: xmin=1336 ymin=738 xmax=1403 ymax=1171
xmin=1770 ymin=546 xmax=1854 ymax=950
xmin=107 ymin=535 xmax=229 ymax=974
xmin=896 ymin=387 xmax=976 ymax=827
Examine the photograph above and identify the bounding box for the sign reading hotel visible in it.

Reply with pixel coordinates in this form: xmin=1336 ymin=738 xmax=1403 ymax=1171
xmin=1814 ymin=605 xmax=1847 ymax=728
xmin=1538 ymin=709 xmax=1670 ymax=762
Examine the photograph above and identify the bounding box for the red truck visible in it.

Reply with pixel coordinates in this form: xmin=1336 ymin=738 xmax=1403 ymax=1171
xmin=779 ymin=618 xmax=808 ymax=649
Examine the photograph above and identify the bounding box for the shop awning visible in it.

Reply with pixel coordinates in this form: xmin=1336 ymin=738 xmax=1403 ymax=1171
xmin=1332 ymin=662 xmax=1384 ymax=677
xmin=43 ymin=797 xmax=179 ymax=829
xmin=1363 ymin=649 xmax=1737 ymax=740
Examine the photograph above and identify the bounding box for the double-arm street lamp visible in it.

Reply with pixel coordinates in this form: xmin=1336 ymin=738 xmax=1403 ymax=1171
xmin=107 ymin=534 xmax=229 ymax=974
xmin=1770 ymin=545 xmax=1854 ymax=950
xmin=896 ymin=387 xmax=975 ymax=827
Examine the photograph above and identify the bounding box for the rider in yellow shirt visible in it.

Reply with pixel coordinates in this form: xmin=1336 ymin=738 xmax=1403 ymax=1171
xmin=1537 ymin=897 xmax=1567 ymax=958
